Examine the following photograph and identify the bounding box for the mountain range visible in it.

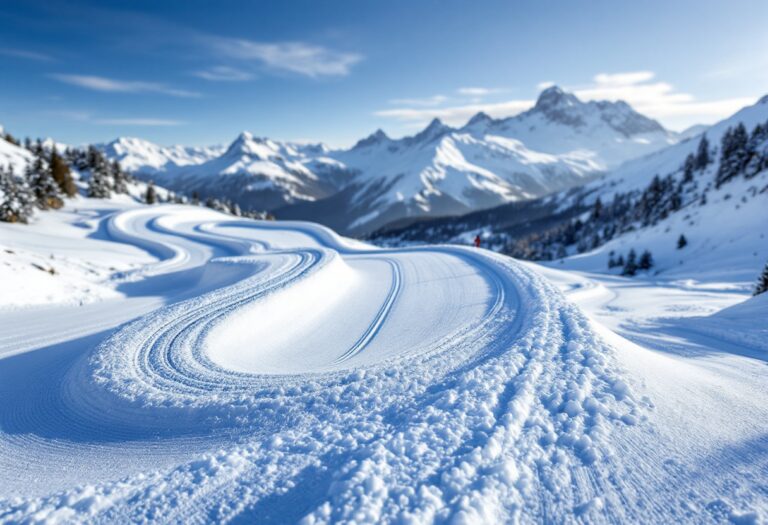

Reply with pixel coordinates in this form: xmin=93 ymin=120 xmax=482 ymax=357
xmin=99 ymin=86 xmax=682 ymax=235
xmin=370 ymin=93 xmax=768 ymax=278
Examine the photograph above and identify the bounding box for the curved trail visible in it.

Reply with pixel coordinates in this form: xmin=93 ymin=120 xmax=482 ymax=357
xmin=2 ymin=204 xmax=743 ymax=523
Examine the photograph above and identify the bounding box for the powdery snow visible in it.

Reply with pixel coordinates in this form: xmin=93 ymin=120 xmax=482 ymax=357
xmin=0 ymin=203 xmax=638 ymax=522
xmin=0 ymin=202 xmax=765 ymax=523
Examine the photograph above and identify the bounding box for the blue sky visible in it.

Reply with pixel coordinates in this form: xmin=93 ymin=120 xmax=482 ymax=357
xmin=1 ymin=0 xmax=767 ymax=148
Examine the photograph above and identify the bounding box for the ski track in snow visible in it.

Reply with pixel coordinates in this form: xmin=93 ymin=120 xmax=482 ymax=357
xmin=0 ymin=205 xmax=764 ymax=524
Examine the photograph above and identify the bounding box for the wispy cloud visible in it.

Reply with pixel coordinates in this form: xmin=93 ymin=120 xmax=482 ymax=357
xmin=0 ymin=47 xmax=53 ymax=61
xmin=96 ymin=118 xmax=185 ymax=126
xmin=389 ymin=94 xmax=448 ymax=107
xmin=375 ymin=99 xmax=532 ymax=127
xmin=56 ymin=110 xmax=185 ymax=126
xmin=378 ymin=71 xmax=758 ymax=130
xmin=210 ymin=39 xmax=362 ymax=77
xmin=51 ymin=74 xmax=201 ymax=97
xmin=571 ymin=71 xmax=756 ymax=126
xmin=456 ymin=87 xmax=505 ymax=97
xmin=193 ymin=65 xmax=253 ymax=82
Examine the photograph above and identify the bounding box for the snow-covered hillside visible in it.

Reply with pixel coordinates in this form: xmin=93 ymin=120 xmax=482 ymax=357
xmin=101 ymin=87 xmax=680 ymax=235
xmin=0 ymin=135 xmax=33 ymax=173
xmin=1 ymin=201 xmax=766 ymax=523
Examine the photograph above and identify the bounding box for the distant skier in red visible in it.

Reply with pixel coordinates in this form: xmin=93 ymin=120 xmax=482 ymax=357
xmin=473 ymin=235 xmax=481 ymax=248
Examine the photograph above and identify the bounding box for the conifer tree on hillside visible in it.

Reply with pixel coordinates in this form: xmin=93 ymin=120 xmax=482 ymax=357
xmin=638 ymin=250 xmax=654 ymax=271
xmin=677 ymin=234 xmax=688 ymax=249
xmin=695 ymin=134 xmax=711 ymax=170
xmin=622 ymin=249 xmax=638 ymax=276
xmin=683 ymin=154 xmax=695 ymax=183
xmin=26 ymin=159 xmax=62 ymax=209
xmin=717 ymin=123 xmax=749 ymax=187
xmin=0 ymin=167 xmax=35 ymax=223
xmin=755 ymin=262 xmax=768 ymax=296
xmin=145 ymin=183 xmax=157 ymax=204
xmin=86 ymin=146 xmax=113 ymax=198
xmin=591 ymin=197 xmax=602 ymax=220
xmin=50 ymin=151 xmax=77 ymax=197
xmin=111 ymin=160 xmax=129 ymax=194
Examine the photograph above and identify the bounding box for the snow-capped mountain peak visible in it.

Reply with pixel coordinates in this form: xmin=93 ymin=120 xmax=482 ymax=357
xmin=465 ymin=111 xmax=495 ymax=128
xmin=352 ymin=129 xmax=391 ymax=150
xmin=534 ymin=85 xmax=581 ymax=111
xmin=223 ymin=131 xmax=282 ymax=160
xmin=406 ymin=117 xmax=453 ymax=145
xmin=101 ymin=137 xmax=224 ymax=175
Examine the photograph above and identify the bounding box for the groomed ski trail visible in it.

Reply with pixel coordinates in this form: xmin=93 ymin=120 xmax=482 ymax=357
xmin=0 ymin=204 xmax=762 ymax=523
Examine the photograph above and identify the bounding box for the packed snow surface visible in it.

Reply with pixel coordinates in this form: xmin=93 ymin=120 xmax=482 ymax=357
xmin=0 ymin=203 xmax=766 ymax=523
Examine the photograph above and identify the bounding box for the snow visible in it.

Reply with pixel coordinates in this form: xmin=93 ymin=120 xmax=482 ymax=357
xmin=1 ymin=198 xmax=766 ymax=523
xmin=0 ymin=137 xmax=33 ymax=173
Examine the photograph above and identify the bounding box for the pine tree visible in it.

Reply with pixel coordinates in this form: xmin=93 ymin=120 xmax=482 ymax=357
xmin=683 ymin=154 xmax=695 ymax=183
xmin=0 ymin=167 xmax=35 ymax=223
xmin=755 ymin=262 xmax=768 ymax=296
xmin=26 ymin=159 xmax=62 ymax=209
xmin=591 ymin=197 xmax=603 ymax=220
xmin=622 ymin=249 xmax=638 ymax=276
xmin=111 ymin=160 xmax=128 ymax=194
xmin=639 ymin=250 xmax=654 ymax=271
xmin=717 ymin=124 xmax=749 ymax=187
xmin=677 ymin=234 xmax=688 ymax=249
xmin=50 ymin=151 xmax=77 ymax=197
xmin=88 ymin=164 xmax=112 ymax=198
xmin=145 ymin=183 xmax=157 ymax=204
xmin=694 ymin=134 xmax=711 ymax=170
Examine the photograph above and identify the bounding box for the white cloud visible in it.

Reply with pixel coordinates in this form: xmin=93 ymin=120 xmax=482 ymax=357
xmin=592 ymin=71 xmax=655 ymax=86
xmin=211 ymin=39 xmax=362 ymax=77
xmin=536 ymin=81 xmax=555 ymax=91
xmin=377 ymin=71 xmax=758 ymax=131
xmin=456 ymin=87 xmax=505 ymax=97
xmin=56 ymin=111 xmax=185 ymax=126
xmin=571 ymin=71 xmax=757 ymax=128
xmin=95 ymin=118 xmax=185 ymax=126
xmin=389 ymin=95 xmax=448 ymax=107
xmin=0 ymin=47 xmax=53 ymax=61
xmin=193 ymin=66 xmax=253 ymax=82
xmin=375 ymin=99 xmax=532 ymax=127
xmin=51 ymin=74 xmax=200 ymax=97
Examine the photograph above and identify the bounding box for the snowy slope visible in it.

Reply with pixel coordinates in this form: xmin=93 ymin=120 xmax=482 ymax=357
xmin=0 ymin=136 xmax=33 ymax=173
xmin=0 ymin=202 xmax=766 ymax=522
